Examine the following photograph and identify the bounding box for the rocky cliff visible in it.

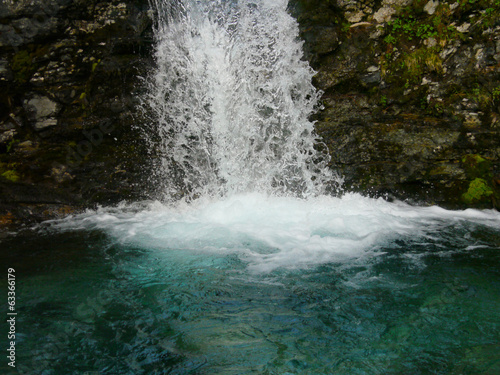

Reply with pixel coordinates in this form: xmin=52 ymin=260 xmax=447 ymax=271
xmin=291 ymin=0 xmax=500 ymax=209
xmin=0 ymin=0 xmax=153 ymax=226
xmin=1 ymin=0 xmax=499 ymax=228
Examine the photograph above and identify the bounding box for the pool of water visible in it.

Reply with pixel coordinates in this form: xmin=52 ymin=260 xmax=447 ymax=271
xmin=1 ymin=193 xmax=500 ymax=374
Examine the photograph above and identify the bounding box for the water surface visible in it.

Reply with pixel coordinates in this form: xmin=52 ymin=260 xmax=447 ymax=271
xmin=2 ymin=193 xmax=499 ymax=374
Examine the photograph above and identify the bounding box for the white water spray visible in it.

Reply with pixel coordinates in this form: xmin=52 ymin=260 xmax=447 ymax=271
xmin=47 ymin=0 xmax=500 ymax=274
xmin=145 ymin=0 xmax=337 ymax=200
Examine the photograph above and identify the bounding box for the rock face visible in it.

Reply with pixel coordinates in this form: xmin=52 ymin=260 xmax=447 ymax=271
xmin=290 ymin=0 xmax=500 ymax=209
xmin=0 ymin=0 xmax=153 ymax=225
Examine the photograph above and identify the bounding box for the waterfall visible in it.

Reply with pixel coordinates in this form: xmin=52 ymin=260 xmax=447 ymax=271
xmin=145 ymin=0 xmax=339 ymax=201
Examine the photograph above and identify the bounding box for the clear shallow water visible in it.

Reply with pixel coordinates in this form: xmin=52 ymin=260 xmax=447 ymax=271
xmin=2 ymin=194 xmax=500 ymax=374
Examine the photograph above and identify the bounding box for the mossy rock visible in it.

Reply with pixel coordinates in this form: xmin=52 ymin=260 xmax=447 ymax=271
xmin=11 ymin=50 xmax=33 ymax=83
xmin=462 ymin=154 xmax=491 ymax=179
xmin=10 ymin=45 xmax=49 ymax=84
xmin=462 ymin=178 xmax=494 ymax=205
xmin=1 ymin=170 xmax=20 ymax=182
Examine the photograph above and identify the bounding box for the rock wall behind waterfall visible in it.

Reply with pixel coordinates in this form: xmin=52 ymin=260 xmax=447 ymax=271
xmin=0 ymin=0 xmax=153 ymax=225
xmin=291 ymin=0 xmax=500 ymax=209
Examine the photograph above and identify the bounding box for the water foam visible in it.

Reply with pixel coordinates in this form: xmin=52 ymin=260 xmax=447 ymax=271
xmin=48 ymin=193 xmax=500 ymax=272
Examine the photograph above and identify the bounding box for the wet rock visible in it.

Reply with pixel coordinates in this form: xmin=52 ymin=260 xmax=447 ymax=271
xmin=51 ymin=164 xmax=73 ymax=184
xmin=424 ymin=0 xmax=439 ymax=15
xmin=11 ymin=17 xmax=59 ymax=43
xmin=0 ymin=3 xmax=13 ymax=18
xmin=0 ymin=130 xmax=16 ymax=144
xmin=0 ymin=0 xmax=153 ymax=227
xmin=0 ymin=123 xmax=14 ymax=132
xmin=310 ymin=27 xmax=339 ymax=55
xmin=23 ymin=95 xmax=59 ymax=130
xmin=360 ymin=71 xmax=381 ymax=86
xmin=25 ymin=95 xmax=58 ymax=119
xmin=17 ymin=140 xmax=33 ymax=149
xmin=293 ymin=0 xmax=500 ymax=209
xmin=373 ymin=7 xmax=396 ymax=23
xmin=457 ymin=22 xmax=471 ymax=33
xmin=33 ymin=118 xmax=58 ymax=131
xmin=1 ymin=0 xmax=499 ymax=229
xmin=0 ymin=24 xmax=24 ymax=47
xmin=0 ymin=59 xmax=13 ymax=81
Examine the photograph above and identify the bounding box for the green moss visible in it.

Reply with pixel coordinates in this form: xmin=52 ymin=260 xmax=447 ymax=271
xmin=462 ymin=154 xmax=491 ymax=178
xmin=406 ymin=48 xmax=442 ymax=80
xmin=462 ymin=178 xmax=493 ymax=204
xmin=429 ymin=165 xmax=447 ymax=176
xmin=462 ymin=154 xmax=486 ymax=164
xmin=6 ymin=139 xmax=19 ymax=153
xmin=380 ymin=1 xmax=470 ymax=92
xmin=470 ymin=0 xmax=500 ymax=29
xmin=11 ymin=50 xmax=33 ymax=83
xmin=1 ymin=170 xmax=20 ymax=182
xmin=385 ymin=15 xmax=438 ymax=43
xmin=468 ymin=83 xmax=491 ymax=108
xmin=10 ymin=46 xmax=49 ymax=84
xmin=91 ymin=59 xmax=101 ymax=73
xmin=492 ymin=86 xmax=500 ymax=104
xmin=79 ymin=92 xmax=88 ymax=109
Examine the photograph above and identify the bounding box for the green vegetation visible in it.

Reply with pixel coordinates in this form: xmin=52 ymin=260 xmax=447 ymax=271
xmin=6 ymin=139 xmax=19 ymax=153
xmin=11 ymin=50 xmax=33 ymax=83
xmin=460 ymin=155 xmax=497 ymax=205
xmin=465 ymin=154 xmax=487 ymax=164
xmin=341 ymin=22 xmax=351 ymax=33
xmin=0 ymin=162 xmax=22 ymax=183
xmin=461 ymin=0 xmax=500 ymax=29
xmin=462 ymin=154 xmax=491 ymax=179
xmin=384 ymin=16 xmax=438 ymax=44
xmin=10 ymin=45 xmax=49 ymax=83
xmin=91 ymin=59 xmax=101 ymax=73
xmin=463 ymin=82 xmax=492 ymax=108
xmin=462 ymin=178 xmax=493 ymax=204
xmin=79 ymin=92 xmax=88 ymax=110
xmin=1 ymin=170 xmax=20 ymax=182
xmin=378 ymin=0 xmax=500 ymax=113
xmin=492 ymin=86 xmax=500 ymax=104
xmin=380 ymin=1 xmax=463 ymax=86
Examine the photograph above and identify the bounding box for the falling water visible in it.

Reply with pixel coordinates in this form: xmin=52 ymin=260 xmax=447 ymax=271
xmin=145 ymin=0 xmax=337 ymax=201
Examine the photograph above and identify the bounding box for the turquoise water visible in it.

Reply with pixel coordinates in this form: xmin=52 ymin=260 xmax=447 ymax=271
xmin=2 ymin=194 xmax=500 ymax=374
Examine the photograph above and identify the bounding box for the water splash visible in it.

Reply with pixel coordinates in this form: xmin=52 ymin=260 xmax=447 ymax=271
xmin=46 ymin=192 xmax=500 ymax=273
xmin=145 ymin=0 xmax=337 ymax=201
